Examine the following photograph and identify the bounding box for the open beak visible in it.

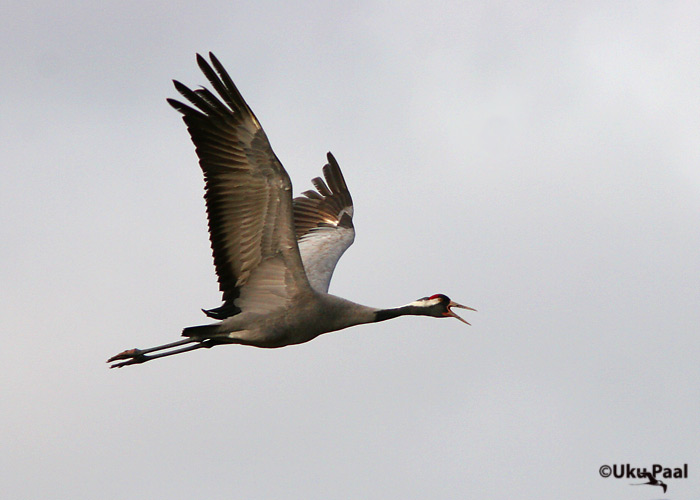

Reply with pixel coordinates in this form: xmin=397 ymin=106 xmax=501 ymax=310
xmin=446 ymin=301 xmax=477 ymax=325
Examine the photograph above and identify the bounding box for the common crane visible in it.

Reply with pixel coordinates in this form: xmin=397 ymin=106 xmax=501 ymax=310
xmin=108 ymin=53 xmax=475 ymax=368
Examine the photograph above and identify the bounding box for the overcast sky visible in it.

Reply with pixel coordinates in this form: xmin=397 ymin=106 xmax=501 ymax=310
xmin=2 ymin=1 xmax=700 ymax=499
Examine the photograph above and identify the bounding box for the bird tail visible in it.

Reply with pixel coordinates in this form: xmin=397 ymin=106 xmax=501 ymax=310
xmin=182 ymin=324 xmax=222 ymax=339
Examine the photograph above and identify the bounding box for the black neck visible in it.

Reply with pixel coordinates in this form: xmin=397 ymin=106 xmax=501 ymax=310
xmin=373 ymin=305 xmax=423 ymax=323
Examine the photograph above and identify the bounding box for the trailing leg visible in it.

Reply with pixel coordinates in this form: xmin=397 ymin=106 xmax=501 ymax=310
xmin=107 ymin=338 xmax=212 ymax=368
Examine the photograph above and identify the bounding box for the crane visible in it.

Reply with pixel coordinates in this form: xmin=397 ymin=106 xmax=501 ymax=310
xmin=108 ymin=53 xmax=475 ymax=368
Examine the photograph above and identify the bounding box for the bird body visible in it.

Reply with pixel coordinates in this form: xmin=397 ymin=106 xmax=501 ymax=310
xmin=108 ymin=53 xmax=474 ymax=368
xmin=186 ymin=293 xmax=377 ymax=349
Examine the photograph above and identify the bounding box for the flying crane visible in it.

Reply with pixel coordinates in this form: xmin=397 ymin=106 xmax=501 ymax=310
xmin=108 ymin=53 xmax=475 ymax=368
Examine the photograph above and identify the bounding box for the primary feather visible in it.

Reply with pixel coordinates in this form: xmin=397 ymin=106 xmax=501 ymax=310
xmin=167 ymin=53 xmax=312 ymax=319
xmin=293 ymin=153 xmax=355 ymax=293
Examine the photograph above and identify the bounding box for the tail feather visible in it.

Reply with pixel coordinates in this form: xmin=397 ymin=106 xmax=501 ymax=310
xmin=182 ymin=324 xmax=221 ymax=339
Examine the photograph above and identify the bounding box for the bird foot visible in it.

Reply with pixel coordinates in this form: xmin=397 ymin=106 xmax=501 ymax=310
xmin=107 ymin=348 xmax=147 ymax=369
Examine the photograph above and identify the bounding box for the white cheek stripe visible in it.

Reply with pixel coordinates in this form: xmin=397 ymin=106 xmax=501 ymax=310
xmin=407 ymin=298 xmax=442 ymax=308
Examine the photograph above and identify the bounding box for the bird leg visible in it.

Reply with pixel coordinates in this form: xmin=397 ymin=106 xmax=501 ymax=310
xmin=107 ymin=338 xmax=213 ymax=368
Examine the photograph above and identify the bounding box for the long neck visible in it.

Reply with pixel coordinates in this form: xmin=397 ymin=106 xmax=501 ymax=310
xmin=319 ymin=295 xmax=425 ymax=331
xmin=373 ymin=304 xmax=426 ymax=323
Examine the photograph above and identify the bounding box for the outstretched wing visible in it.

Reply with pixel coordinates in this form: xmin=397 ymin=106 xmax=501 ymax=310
xmin=168 ymin=53 xmax=311 ymax=319
xmin=293 ymin=153 xmax=355 ymax=293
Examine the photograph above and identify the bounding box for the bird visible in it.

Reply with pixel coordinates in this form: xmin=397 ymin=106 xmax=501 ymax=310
xmin=630 ymin=472 xmax=668 ymax=494
xmin=107 ymin=53 xmax=475 ymax=368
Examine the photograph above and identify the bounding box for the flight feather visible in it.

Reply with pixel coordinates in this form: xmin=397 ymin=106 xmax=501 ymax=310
xmin=293 ymin=153 xmax=355 ymax=293
xmin=167 ymin=52 xmax=311 ymax=318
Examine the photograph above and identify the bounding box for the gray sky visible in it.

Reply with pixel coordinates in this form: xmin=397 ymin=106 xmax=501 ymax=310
xmin=3 ymin=1 xmax=699 ymax=498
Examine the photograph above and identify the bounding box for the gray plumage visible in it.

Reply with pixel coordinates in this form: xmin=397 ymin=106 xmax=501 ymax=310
xmin=108 ymin=53 xmax=474 ymax=368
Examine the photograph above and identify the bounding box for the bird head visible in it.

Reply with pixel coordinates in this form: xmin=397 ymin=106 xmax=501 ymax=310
xmin=412 ymin=294 xmax=476 ymax=324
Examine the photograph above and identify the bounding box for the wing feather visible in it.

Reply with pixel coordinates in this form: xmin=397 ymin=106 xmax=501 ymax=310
xmin=293 ymin=153 xmax=355 ymax=293
xmin=168 ymin=53 xmax=310 ymax=319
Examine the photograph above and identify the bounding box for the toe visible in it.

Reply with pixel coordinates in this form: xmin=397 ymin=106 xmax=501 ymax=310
xmin=107 ymin=348 xmax=140 ymax=363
